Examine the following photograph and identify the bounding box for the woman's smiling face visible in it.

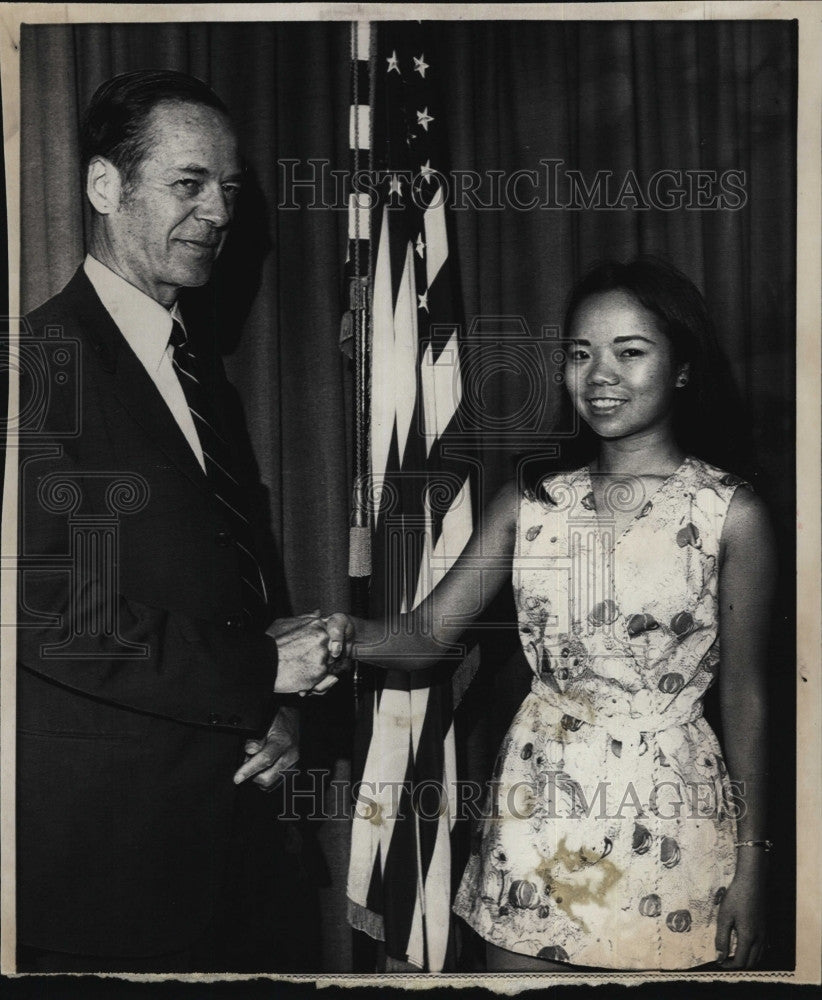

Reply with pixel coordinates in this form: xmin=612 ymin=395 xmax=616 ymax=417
xmin=565 ymin=288 xmax=686 ymax=443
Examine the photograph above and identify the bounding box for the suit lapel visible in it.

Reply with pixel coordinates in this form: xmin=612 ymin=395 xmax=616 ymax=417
xmin=65 ymin=268 xmax=210 ymax=489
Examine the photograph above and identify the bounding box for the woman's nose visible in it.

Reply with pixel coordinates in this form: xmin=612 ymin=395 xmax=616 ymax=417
xmin=586 ymin=356 xmax=619 ymax=385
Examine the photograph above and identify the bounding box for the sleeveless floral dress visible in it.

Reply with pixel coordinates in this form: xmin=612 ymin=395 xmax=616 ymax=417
xmin=453 ymin=456 xmax=748 ymax=969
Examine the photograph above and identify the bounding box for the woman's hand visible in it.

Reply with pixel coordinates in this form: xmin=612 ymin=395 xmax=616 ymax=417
xmin=324 ymin=611 xmax=356 ymax=663
xmin=715 ymin=860 xmax=768 ymax=968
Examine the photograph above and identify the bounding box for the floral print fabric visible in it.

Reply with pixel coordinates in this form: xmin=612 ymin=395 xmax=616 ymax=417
xmin=453 ymin=456 xmax=746 ymax=969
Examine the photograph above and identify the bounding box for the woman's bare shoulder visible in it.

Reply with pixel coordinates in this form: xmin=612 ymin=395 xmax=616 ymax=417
xmin=720 ymin=484 xmax=776 ymax=572
xmin=724 ymin=485 xmax=773 ymax=542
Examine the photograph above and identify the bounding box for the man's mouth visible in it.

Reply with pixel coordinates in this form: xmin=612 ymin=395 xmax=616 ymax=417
xmin=178 ymin=238 xmax=220 ymax=251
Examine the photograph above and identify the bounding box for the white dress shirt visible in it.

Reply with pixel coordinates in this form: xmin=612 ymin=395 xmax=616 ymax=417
xmin=84 ymin=255 xmax=206 ymax=471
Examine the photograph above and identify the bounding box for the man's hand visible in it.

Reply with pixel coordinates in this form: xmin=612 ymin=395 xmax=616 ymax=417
xmin=268 ymin=610 xmax=355 ymax=695
xmin=306 ymin=612 xmax=355 ymax=695
xmin=233 ymin=705 xmax=299 ymax=789
xmin=267 ymin=613 xmax=319 ymax=640
xmin=270 ymin=613 xmax=331 ymax=694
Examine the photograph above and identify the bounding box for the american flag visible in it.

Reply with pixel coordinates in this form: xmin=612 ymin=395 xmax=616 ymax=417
xmin=345 ymin=23 xmax=478 ymax=972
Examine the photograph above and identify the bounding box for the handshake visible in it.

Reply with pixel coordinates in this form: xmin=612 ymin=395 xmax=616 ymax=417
xmin=232 ymin=612 xmax=356 ymax=791
xmin=269 ymin=611 xmax=356 ymax=697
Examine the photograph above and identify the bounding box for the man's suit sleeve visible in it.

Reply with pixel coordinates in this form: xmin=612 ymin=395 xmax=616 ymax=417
xmin=17 ymin=584 xmax=278 ymax=733
xmin=18 ymin=510 xmax=279 ymax=732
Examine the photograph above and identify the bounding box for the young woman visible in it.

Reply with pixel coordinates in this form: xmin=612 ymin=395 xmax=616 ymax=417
xmin=348 ymin=257 xmax=774 ymax=972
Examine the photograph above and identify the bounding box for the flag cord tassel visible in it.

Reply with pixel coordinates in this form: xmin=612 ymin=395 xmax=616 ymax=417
xmin=349 ymin=274 xmax=371 ymax=577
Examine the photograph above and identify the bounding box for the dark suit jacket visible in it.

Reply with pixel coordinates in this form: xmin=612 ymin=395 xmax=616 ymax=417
xmin=17 ymin=267 xmax=278 ymax=956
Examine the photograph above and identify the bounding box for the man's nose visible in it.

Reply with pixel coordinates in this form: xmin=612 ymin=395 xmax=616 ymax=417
xmin=195 ymin=185 xmax=232 ymax=229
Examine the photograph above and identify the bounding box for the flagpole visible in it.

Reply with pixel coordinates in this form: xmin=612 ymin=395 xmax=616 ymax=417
xmin=347 ymin=19 xmax=373 ymax=587
xmin=345 ymin=23 xmax=380 ymax=974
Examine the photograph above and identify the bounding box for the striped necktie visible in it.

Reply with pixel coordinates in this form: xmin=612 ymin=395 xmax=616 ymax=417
xmin=169 ymin=319 xmax=268 ymax=622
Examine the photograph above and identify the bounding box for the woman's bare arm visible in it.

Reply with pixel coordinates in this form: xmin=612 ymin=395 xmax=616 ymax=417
xmin=715 ymin=485 xmax=776 ymax=968
xmin=351 ymin=479 xmax=519 ymax=670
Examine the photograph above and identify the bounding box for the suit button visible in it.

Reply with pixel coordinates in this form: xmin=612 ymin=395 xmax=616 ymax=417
xmin=228 ymin=715 xmax=241 ymax=727
xmin=216 ymin=529 xmax=232 ymax=546
xmin=208 ymin=713 xmax=222 ymax=725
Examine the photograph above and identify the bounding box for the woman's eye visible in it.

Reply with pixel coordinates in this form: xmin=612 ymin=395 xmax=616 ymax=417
xmin=621 ymin=348 xmax=645 ymax=358
xmin=567 ymin=349 xmax=589 ymax=361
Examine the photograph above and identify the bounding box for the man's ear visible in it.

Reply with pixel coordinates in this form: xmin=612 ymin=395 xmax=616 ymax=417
xmin=86 ymin=156 xmax=123 ymax=215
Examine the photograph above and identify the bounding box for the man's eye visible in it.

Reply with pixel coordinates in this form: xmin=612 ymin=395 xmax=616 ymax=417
xmin=222 ymin=184 xmax=241 ymax=199
xmin=176 ymin=178 xmax=201 ymax=193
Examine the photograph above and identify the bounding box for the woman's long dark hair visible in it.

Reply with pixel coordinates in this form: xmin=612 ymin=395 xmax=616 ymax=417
xmin=521 ymin=255 xmax=756 ymax=490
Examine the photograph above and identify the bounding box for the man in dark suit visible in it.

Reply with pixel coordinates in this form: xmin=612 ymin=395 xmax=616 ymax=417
xmin=16 ymin=69 xmax=345 ymax=973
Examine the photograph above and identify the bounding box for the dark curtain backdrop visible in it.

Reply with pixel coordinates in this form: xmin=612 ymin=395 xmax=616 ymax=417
xmin=20 ymin=19 xmax=795 ymax=972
